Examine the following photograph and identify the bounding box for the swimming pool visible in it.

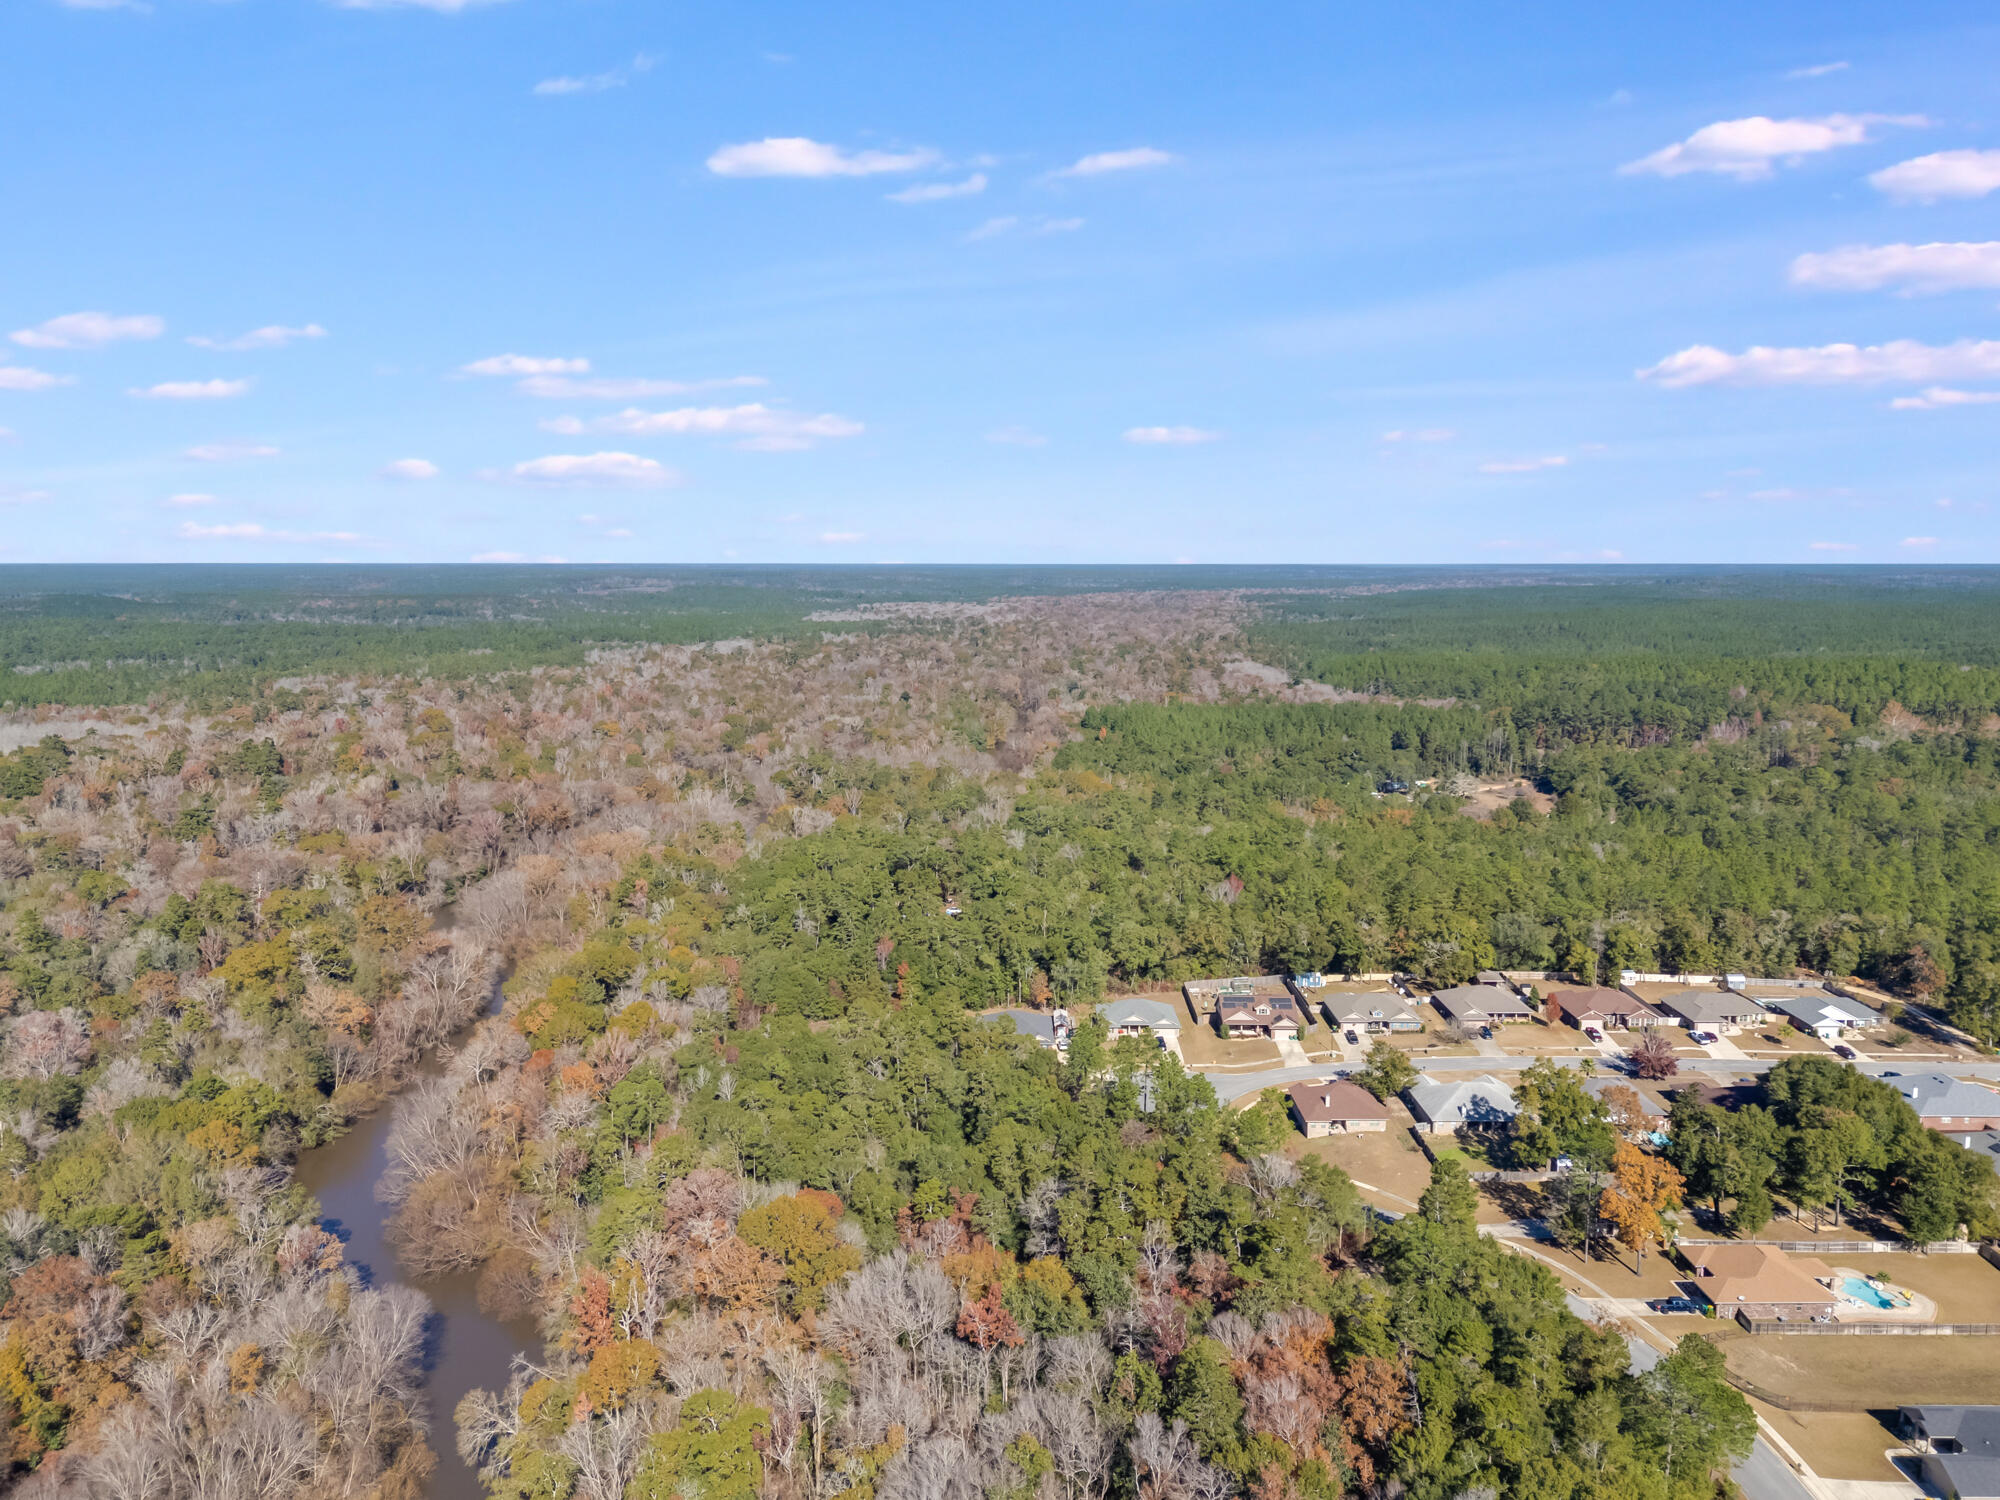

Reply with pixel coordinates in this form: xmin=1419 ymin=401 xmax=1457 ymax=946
xmin=1840 ymin=1276 xmax=1897 ymax=1309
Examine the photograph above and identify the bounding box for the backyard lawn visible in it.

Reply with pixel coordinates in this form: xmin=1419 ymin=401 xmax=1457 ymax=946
xmin=1721 ymin=1334 xmax=2000 ymax=1409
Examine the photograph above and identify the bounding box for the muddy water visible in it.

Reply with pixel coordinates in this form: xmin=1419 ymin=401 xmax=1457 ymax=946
xmin=292 ymin=927 xmax=536 ymax=1500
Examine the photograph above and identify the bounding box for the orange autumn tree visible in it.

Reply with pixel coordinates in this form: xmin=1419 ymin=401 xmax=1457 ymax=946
xmin=1597 ymin=1138 xmax=1685 ymax=1270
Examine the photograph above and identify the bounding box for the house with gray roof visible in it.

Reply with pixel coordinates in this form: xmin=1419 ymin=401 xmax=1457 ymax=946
xmin=1427 ymin=984 xmax=1534 ymax=1026
xmin=994 ymin=1008 xmax=1072 ymax=1050
xmin=1901 ymin=1406 xmax=2000 ymax=1500
xmin=1320 ymin=990 xmax=1424 ymax=1033
xmin=1646 ymin=986 xmax=1770 ymax=1035
xmin=1884 ymin=1074 xmax=2000 ymax=1131
xmin=1404 ymin=1073 xmax=1518 ymax=1134
xmin=1099 ymin=998 xmax=1182 ymax=1045
xmin=1582 ymin=1076 xmax=1667 ymax=1119
xmin=1766 ymin=990 xmax=1885 ymax=1039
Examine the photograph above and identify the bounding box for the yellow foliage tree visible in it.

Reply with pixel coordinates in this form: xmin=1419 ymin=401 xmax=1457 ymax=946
xmin=1597 ymin=1138 xmax=1684 ymax=1270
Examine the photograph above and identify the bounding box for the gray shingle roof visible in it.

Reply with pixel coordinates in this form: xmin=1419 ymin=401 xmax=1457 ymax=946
xmin=1404 ymin=1073 xmax=1518 ymax=1126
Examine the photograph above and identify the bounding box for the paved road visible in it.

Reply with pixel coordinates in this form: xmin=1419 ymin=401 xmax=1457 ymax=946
xmin=1203 ymin=1053 xmax=2000 ymax=1101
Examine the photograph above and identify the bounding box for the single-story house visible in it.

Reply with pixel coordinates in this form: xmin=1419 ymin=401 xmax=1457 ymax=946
xmin=1216 ymin=992 xmax=1304 ymax=1040
xmin=1321 ymin=990 xmax=1425 ymax=1033
xmin=1581 ymin=1076 xmax=1668 ymax=1119
xmin=1887 ymin=1074 xmax=2000 ymax=1132
xmin=1680 ymin=1242 xmax=1836 ymax=1321
xmin=1428 ymin=984 xmax=1535 ymax=1027
xmin=1547 ymin=986 xmax=1672 ymax=1032
xmin=1649 ymin=988 xmax=1771 ymax=1035
xmin=1942 ymin=1128 xmax=2000 ymax=1167
xmin=1900 ymin=1406 xmax=2000 ymax=1500
xmin=1287 ymin=1079 xmax=1392 ymax=1137
xmin=996 ymin=1008 xmax=1072 ymax=1050
xmin=1404 ymin=1073 xmax=1518 ymax=1134
xmin=1768 ymin=991 xmax=1886 ymax=1039
xmin=1099 ymin=998 xmax=1182 ymax=1045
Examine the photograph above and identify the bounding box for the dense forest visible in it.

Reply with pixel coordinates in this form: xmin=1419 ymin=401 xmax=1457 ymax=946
xmin=1 ymin=566 xmax=1996 ymax=1499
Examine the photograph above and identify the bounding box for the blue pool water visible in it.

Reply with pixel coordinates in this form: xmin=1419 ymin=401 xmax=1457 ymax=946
xmin=1841 ymin=1276 xmax=1896 ymax=1309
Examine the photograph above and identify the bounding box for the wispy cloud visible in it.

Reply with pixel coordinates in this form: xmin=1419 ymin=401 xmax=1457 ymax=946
xmin=1479 ymin=455 xmax=1568 ymax=473
xmin=965 ymin=215 xmax=1083 ymax=242
xmin=333 ymin=0 xmax=514 ymax=11
xmin=187 ymin=323 xmax=327 ymax=352
xmin=1620 ymin=114 xmax=1924 ymax=180
xmin=461 ymin=353 xmax=591 ymax=377
xmin=706 ymin=137 xmax=937 ymax=178
xmin=1057 ymin=147 xmax=1174 ymax=177
xmin=1901 ymin=536 xmax=1939 ymax=548
xmin=130 ymin=379 xmax=250 ymax=400
xmin=1785 ymin=61 xmax=1849 ymax=79
xmin=379 ymin=458 xmax=441 ymax=479
xmin=1640 ymin=339 xmax=2000 ymax=387
xmin=542 ymin=403 xmax=863 ymax=451
xmin=1123 ymin=425 xmax=1219 ymax=445
xmin=11 ymin=311 xmax=163 ymax=349
xmin=534 ymin=53 xmax=656 ymax=97
xmin=0 ymin=366 xmax=75 ymax=391
xmin=516 ymin=373 xmax=765 ymax=400
xmin=985 ymin=426 xmax=1047 ymax=447
xmin=1381 ymin=428 xmax=1454 ymax=443
xmin=1808 ymin=540 xmax=1858 ymax=552
xmin=1869 ymin=148 xmax=2000 ymax=202
xmin=165 ymin=492 xmax=219 ymax=507
xmin=887 ymin=173 xmax=987 ymax=203
xmin=178 ymin=520 xmax=363 ymax=542
xmin=1790 ymin=241 xmax=2000 ymax=294
xmin=184 ymin=442 xmax=279 ymax=462
xmin=494 ymin=452 xmax=680 ymax=488
xmin=1888 ymin=386 xmax=2000 ymax=410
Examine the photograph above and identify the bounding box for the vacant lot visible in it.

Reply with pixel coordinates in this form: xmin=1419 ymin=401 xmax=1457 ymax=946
xmin=1752 ymin=1408 xmax=1905 ymax=1482
xmin=1290 ymin=1119 xmax=1433 ymax=1210
xmin=1722 ymin=1334 xmax=2000 ymax=1409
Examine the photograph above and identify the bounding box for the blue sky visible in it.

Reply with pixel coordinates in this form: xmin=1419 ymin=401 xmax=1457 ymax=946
xmin=2 ymin=1 xmax=1997 ymax=565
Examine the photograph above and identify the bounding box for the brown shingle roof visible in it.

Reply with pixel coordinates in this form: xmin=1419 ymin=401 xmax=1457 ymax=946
xmin=1682 ymin=1243 xmax=1834 ymax=1309
xmin=1286 ymin=1079 xmax=1391 ymax=1125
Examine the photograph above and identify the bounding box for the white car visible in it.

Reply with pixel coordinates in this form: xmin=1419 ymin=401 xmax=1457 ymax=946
xmin=1688 ymin=1030 xmax=1718 ymax=1045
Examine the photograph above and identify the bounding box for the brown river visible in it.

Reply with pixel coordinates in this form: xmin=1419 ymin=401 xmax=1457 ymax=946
xmin=292 ymin=923 xmax=536 ymax=1500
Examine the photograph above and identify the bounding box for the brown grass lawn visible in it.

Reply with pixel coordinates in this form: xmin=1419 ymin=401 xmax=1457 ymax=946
xmin=1289 ymin=1119 xmax=1434 ymax=1210
xmin=1753 ymin=1408 xmax=1907 ymax=1481
xmin=1176 ymin=1024 xmax=1280 ymax=1068
xmin=1721 ymin=1334 xmax=2000 ymax=1409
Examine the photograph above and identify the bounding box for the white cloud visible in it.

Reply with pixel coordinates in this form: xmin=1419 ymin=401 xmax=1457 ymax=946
xmin=0 ymin=487 xmax=52 ymax=505
xmin=965 ymin=214 xmax=1083 ymax=242
xmin=817 ymin=531 xmax=864 ymax=544
xmin=1786 ymin=61 xmax=1849 ymax=79
xmin=1619 ymin=114 xmax=1923 ymax=180
xmin=187 ymin=323 xmax=327 ymax=351
xmin=1123 ymin=425 xmax=1219 ymax=445
xmin=516 ymin=373 xmax=764 ymax=400
xmin=184 ymin=442 xmax=279 ymax=461
xmin=541 ymin=403 xmax=863 ymax=450
xmin=1808 ymin=540 xmax=1858 ymax=552
xmin=1639 ymin=338 xmax=2000 ymax=387
xmin=1902 ymin=536 xmax=1939 ymax=548
xmin=706 ymin=138 xmax=937 ymax=178
xmin=178 ymin=521 xmax=362 ymax=542
xmin=130 ymin=379 xmax=250 ymax=400
xmin=887 ymin=173 xmax=987 ymax=203
xmin=534 ymin=54 xmax=655 ymax=96
xmin=461 ymin=353 xmax=591 ymax=377
xmin=1479 ymin=455 xmax=1569 ymax=473
xmin=166 ymin=492 xmax=220 ymax=507
xmin=1381 ymin=428 xmax=1455 ymax=442
xmin=1888 ymin=386 xmax=2000 ymax=410
xmin=333 ymin=0 xmax=513 ymax=11
xmin=1058 ymin=147 xmax=1175 ymax=176
xmin=379 ymin=457 xmax=440 ymax=479
xmin=1870 ymin=149 xmax=2000 ymax=202
xmin=0 ymin=366 xmax=74 ymax=391
xmin=499 ymin=452 xmax=679 ymax=488
xmin=1790 ymin=242 xmax=2000 ymax=294
xmin=985 ymin=426 xmax=1047 ymax=446
xmin=11 ymin=311 xmax=163 ymax=349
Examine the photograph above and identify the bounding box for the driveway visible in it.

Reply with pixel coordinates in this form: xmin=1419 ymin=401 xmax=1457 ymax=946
xmin=1701 ymin=1034 xmax=1750 ymax=1061
xmin=1275 ymin=1035 xmax=1312 ymax=1067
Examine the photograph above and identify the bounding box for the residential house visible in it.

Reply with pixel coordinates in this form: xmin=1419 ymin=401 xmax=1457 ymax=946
xmin=1679 ymin=1242 xmax=1836 ymax=1321
xmin=1427 ymin=984 xmax=1535 ymax=1027
xmin=997 ymin=1008 xmax=1072 ymax=1050
xmin=1320 ymin=990 xmax=1425 ymax=1034
xmin=1642 ymin=986 xmax=1771 ymax=1036
xmin=1099 ymin=998 xmax=1182 ymax=1047
xmin=1581 ymin=1076 xmax=1668 ymax=1121
xmin=1767 ymin=990 xmax=1885 ymax=1039
xmin=1404 ymin=1073 xmax=1518 ymax=1134
xmin=1286 ymin=1079 xmax=1392 ymax=1137
xmin=1885 ymin=1074 xmax=2000 ymax=1132
xmin=1900 ymin=1407 xmax=2000 ymax=1500
xmin=1547 ymin=986 xmax=1671 ymax=1031
xmin=1215 ymin=991 xmax=1304 ymax=1040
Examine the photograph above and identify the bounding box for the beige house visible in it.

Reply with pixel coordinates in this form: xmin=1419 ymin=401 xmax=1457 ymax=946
xmin=1286 ymin=1079 xmax=1391 ymax=1137
xmin=1681 ymin=1242 xmax=1836 ymax=1321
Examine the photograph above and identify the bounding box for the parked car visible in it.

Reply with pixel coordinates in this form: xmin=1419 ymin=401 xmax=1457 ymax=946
xmin=1688 ymin=1030 xmax=1718 ymax=1045
xmin=1833 ymin=1043 xmax=1857 ymax=1060
xmin=1649 ymin=1296 xmax=1701 ymax=1315
xmin=1583 ymin=1026 xmax=1604 ymax=1042
xmin=1344 ymin=1029 xmax=1359 ymax=1044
